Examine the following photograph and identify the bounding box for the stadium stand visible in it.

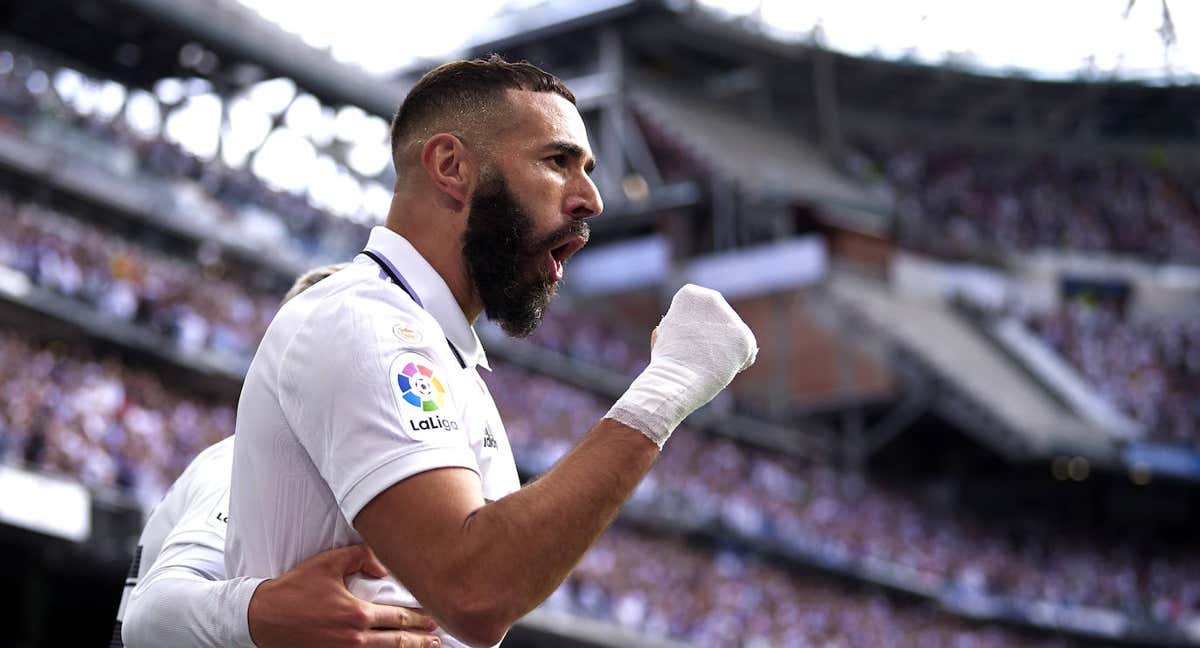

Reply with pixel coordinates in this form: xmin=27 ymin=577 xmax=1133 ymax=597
xmin=0 ymin=192 xmax=277 ymax=362
xmin=848 ymin=136 xmax=1200 ymax=264
xmin=1025 ymin=298 xmax=1200 ymax=450
xmin=0 ymin=47 xmax=367 ymax=274
xmin=827 ymin=271 xmax=1117 ymax=461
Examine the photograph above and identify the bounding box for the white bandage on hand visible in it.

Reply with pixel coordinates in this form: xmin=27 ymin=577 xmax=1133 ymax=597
xmin=606 ymin=284 xmax=758 ymax=448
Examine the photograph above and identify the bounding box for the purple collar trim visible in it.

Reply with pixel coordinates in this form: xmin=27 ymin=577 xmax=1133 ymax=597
xmin=364 ymin=248 xmax=423 ymax=308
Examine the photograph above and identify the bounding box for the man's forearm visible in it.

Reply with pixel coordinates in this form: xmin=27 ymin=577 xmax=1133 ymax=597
xmin=357 ymin=418 xmax=657 ymax=646
xmin=358 ymin=286 xmax=756 ymax=646
xmin=465 ymin=418 xmax=657 ymax=619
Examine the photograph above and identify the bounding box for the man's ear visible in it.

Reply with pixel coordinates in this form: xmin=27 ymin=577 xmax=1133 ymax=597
xmin=421 ymin=133 xmax=471 ymax=211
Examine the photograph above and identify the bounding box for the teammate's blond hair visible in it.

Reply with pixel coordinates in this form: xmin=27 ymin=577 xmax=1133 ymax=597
xmin=282 ymin=263 xmax=350 ymax=304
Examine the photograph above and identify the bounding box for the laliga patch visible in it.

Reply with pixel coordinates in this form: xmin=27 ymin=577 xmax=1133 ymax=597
xmin=390 ymin=352 xmax=461 ymax=435
xmin=397 ymin=357 xmax=446 ymax=411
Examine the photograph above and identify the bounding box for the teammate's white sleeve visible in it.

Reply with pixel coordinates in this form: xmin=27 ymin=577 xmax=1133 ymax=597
xmin=120 ymin=437 xmax=267 ymax=648
xmin=121 ymin=541 xmax=266 ymax=648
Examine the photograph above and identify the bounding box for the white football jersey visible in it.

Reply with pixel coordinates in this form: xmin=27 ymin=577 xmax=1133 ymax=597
xmin=226 ymin=227 xmax=520 ymax=648
xmin=113 ymin=437 xmax=257 ymax=647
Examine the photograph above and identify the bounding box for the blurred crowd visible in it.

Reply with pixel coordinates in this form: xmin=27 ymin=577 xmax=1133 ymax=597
xmin=528 ymin=305 xmax=648 ymax=376
xmin=850 ymin=138 xmax=1200 ymax=263
xmin=0 ymin=48 xmax=367 ymax=263
xmin=0 ymin=192 xmax=278 ymax=359
xmin=1027 ymin=299 xmax=1200 ymax=449
xmin=554 ymin=526 xmax=1070 ymax=648
xmin=0 ymin=331 xmax=1069 ymax=646
xmin=495 ymin=363 xmax=1200 ymax=624
xmin=0 ymin=330 xmax=232 ymax=508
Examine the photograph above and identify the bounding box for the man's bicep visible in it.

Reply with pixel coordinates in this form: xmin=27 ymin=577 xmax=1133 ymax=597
xmin=354 ymin=467 xmax=486 ymax=608
xmin=280 ymin=297 xmax=477 ymax=512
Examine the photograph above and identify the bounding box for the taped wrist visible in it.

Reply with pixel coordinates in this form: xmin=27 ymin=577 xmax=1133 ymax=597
xmin=605 ymin=358 xmax=700 ymax=448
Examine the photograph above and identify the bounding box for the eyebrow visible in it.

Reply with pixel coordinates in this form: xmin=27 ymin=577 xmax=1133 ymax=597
xmin=546 ymin=141 xmax=597 ymax=174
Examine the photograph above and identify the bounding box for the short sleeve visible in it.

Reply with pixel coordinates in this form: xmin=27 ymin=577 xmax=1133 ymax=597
xmin=278 ymin=287 xmax=480 ymax=523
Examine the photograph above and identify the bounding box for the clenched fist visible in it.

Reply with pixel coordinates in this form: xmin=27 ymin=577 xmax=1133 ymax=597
xmin=606 ymin=284 xmax=757 ymax=447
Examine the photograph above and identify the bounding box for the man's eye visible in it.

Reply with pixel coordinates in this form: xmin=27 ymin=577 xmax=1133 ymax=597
xmin=547 ymin=154 xmax=567 ymax=167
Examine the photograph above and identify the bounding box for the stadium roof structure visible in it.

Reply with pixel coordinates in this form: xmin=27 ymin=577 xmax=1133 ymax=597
xmin=12 ymin=0 xmax=1196 ymax=149
xmin=455 ymin=0 xmax=899 ymax=240
xmin=829 ymin=272 xmax=1120 ymax=464
xmin=0 ymin=0 xmax=413 ymax=261
xmin=0 ymin=0 xmax=408 ymax=118
xmin=448 ymin=0 xmax=1200 ymax=256
xmin=468 ymin=0 xmax=1200 ymax=146
xmin=627 ymin=78 xmax=879 ymax=212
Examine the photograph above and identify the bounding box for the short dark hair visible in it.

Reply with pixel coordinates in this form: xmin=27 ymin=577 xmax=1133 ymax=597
xmin=389 ymin=54 xmax=575 ymax=164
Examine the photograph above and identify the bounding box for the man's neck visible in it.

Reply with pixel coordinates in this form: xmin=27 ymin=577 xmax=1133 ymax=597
xmin=386 ymin=220 xmax=483 ymax=324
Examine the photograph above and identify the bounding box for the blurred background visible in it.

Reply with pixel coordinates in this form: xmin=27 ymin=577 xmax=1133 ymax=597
xmin=0 ymin=0 xmax=1197 ymax=646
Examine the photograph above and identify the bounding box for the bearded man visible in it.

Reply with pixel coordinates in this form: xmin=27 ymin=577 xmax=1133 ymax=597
xmin=226 ymin=55 xmax=757 ymax=648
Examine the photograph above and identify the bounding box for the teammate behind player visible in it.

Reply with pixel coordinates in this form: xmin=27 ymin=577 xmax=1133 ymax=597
xmin=227 ymin=56 xmax=757 ymax=648
xmin=117 ymin=264 xmax=440 ymax=648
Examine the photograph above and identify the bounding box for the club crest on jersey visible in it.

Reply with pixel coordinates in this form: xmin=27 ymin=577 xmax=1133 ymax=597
xmin=393 ymin=323 xmax=424 ymax=344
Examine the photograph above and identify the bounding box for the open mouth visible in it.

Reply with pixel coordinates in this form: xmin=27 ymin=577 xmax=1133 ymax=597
xmin=545 ymin=234 xmax=588 ymax=282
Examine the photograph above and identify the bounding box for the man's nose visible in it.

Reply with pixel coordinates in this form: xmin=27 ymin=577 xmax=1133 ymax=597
xmin=565 ymin=174 xmax=603 ymax=219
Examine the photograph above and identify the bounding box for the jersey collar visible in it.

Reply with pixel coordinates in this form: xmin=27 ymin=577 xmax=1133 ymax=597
xmin=363 ymin=226 xmax=490 ymax=371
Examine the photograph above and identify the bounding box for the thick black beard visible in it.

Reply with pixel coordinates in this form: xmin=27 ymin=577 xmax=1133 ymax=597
xmin=462 ymin=172 xmax=586 ymax=338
